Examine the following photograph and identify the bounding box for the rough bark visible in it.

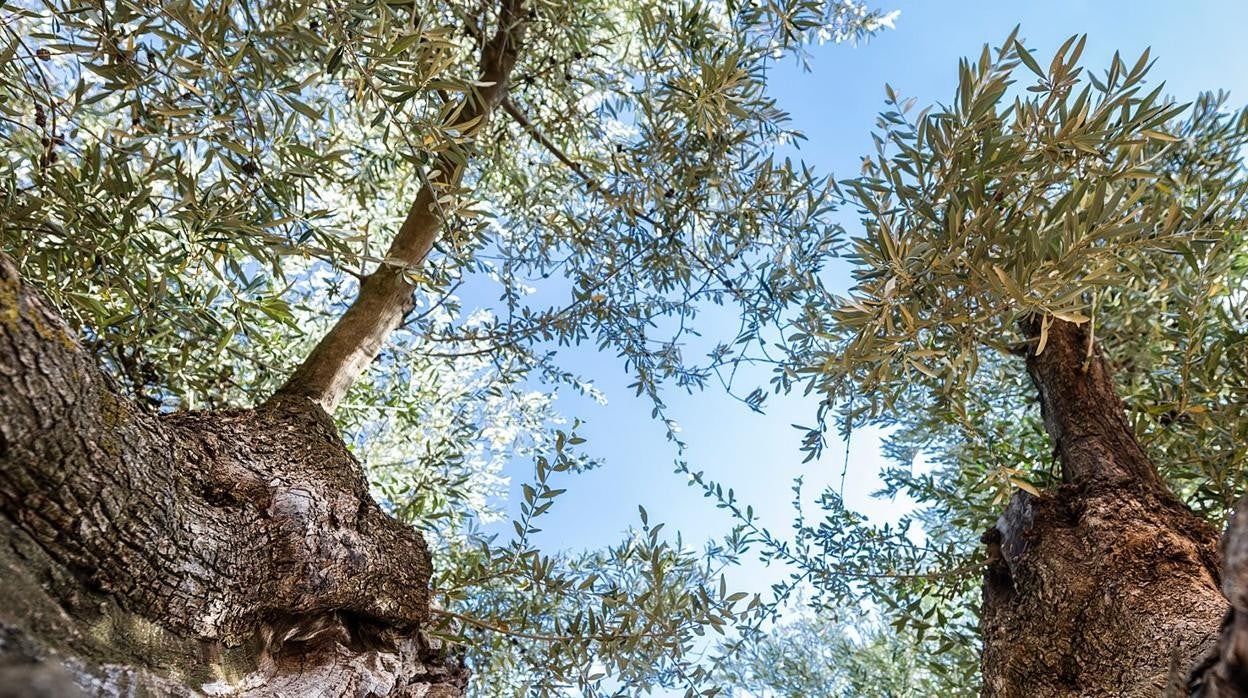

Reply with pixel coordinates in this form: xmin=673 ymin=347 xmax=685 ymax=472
xmin=0 ymin=6 xmax=530 ymax=691
xmin=980 ymin=317 xmax=1229 ymax=696
xmin=277 ymin=0 xmax=527 ymax=413
xmin=0 ymin=254 xmax=466 ymax=695
xmin=1189 ymin=496 xmax=1248 ymax=696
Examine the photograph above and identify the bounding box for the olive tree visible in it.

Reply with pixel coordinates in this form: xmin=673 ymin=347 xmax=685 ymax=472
xmin=753 ymin=31 xmax=1248 ymax=696
xmin=0 ymin=0 xmax=893 ymax=695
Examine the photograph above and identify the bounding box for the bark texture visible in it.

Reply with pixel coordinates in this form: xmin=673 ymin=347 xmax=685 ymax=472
xmin=0 ymin=254 xmax=466 ymax=695
xmin=980 ymin=318 xmax=1229 ymax=697
xmin=1189 ymin=496 xmax=1248 ymax=697
xmin=277 ymin=0 xmax=527 ymax=413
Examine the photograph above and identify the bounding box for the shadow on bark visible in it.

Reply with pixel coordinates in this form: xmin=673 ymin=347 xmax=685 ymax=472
xmin=1189 ymin=496 xmax=1248 ymax=697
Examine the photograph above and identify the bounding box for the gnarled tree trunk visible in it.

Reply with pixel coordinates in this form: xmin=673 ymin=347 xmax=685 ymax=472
xmin=0 ymin=255 xmax=466 ymax=695
xmin=0 ymin=2 xmax=528 ymax=693
xmin=981 ymin=318 xmax=1230 ymax=696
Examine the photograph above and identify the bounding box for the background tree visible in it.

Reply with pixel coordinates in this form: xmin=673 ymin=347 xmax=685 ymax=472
xmin=716 ymin=610 xmax=977 ymax=697
xmin=0 ymin=0 xmax=894 ymax=695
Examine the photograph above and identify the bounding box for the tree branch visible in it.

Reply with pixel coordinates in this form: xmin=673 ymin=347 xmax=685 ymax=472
xmin=276 ymin=0 xmax=528 ymax=412
xmin=1021 ymin=315 xmax=1165 ymax=489
xmin=500 ymin=96 xmax=749 ymax=301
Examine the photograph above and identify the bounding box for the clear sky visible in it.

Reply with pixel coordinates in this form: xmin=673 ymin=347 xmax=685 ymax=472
xmin=487 ymin=0 xmax=1248 ymax=596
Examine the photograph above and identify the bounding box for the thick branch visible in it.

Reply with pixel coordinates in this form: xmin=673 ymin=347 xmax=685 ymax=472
xmin=1021 ymin=316 xmax=1163 ymax=489
xmin=276 ymin=0 xmax=528 ymax=412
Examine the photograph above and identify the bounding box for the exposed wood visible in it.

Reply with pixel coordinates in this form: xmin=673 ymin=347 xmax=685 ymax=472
xmin=275 ymin=0 xmax=528 ymax=413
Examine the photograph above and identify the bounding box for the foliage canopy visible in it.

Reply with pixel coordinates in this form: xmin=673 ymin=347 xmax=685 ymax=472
xmin=6 ymin=0 xmax=1248 ymax=692
xmin=1 ymin=0 xmax=896 ymax=694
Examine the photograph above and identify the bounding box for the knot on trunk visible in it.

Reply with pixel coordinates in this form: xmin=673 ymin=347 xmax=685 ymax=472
xmin=162 ymin=398 xmax=433 ymax=643
xmin=0 ymin=254 xmax=462 ymax=695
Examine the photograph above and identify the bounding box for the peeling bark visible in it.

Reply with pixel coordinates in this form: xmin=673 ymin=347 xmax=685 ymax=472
xmin=980 ymin=318 xmax=1229 ymax=697
xmin=0 ymin=254 xmax=467 ymax=695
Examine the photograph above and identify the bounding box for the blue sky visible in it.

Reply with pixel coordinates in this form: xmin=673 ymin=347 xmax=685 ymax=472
xmin=489 ymin=0 xmax=1248 ymax=594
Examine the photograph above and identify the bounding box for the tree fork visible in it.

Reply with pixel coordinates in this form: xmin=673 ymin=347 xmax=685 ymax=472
xmin=0 ymin=257 xmax=466 ymax=694
xmin=0 ymin=2 xmax=527 ymax=691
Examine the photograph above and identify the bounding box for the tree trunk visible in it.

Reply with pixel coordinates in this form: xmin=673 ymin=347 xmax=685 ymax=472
xmin=0 ymin=254 xmax=466 ymax=696
xmin=0 ymin=7 xmax=528 ymax=692
xmin=1188 ymin=494 xmax=1248 ymax=697
xmin=980 ymin=317 xmax=1229 ymax=696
